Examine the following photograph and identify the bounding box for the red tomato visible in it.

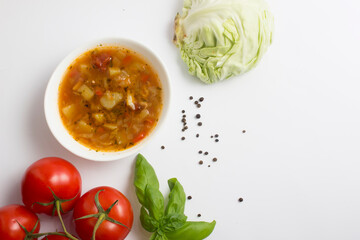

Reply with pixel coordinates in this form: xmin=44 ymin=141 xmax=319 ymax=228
xmin=44 ymin=233 xmax=70 ymax=240
xmin=0 ymin=204 xmax=40 ymax=239
xmin=21 ymin=157 xmax=82 ymax=216
xmin=73 ymin=186 xmax=133 ymax=240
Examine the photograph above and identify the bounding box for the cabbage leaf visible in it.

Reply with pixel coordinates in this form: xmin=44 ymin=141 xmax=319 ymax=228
xmin=174 ymin=0 xmax=274 ymax=83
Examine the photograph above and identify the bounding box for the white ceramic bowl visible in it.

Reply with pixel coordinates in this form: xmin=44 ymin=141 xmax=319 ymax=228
xmin=44 ymin=38 xmax=171 ymax=161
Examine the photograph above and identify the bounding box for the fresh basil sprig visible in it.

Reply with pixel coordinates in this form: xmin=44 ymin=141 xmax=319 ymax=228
xmin=165 ymin=221 xmax=216 ymax=240
xmin=134 ymin=154 xmax=216 ymax=240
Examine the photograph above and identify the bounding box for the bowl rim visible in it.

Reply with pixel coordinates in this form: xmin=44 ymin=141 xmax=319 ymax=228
xmin=44 ymin=37 xmax=171 ymax=161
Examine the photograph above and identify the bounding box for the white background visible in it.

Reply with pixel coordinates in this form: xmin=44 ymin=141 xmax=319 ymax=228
xmin=1 ymin=0 xmax=360 ymax=239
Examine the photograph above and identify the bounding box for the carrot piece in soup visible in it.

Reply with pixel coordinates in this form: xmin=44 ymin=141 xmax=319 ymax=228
xmin=95 ymin=87 xmax=103 ymax=97
xmin=133 ymin=132 xmax=146 ymax=143
xmin=144 ymin=118 xmax=154 ymax=125
xmin=141 ymin=74 xmax=150 ymax=83
xmin=97 ymin=127 xmax=105 ymax=134
xmin=69 ymin=69 xmax=81 ymax=79
xmin=122 ymin=55 xmax=132 ymax=65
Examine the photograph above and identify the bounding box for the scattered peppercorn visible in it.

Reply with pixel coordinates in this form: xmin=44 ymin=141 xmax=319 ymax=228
xmin=161 ymin=146 xmax=165 ymax=150
xmin=187 ymin=196 xmax=192 ymax=200
xmin=189 ymin=96 xmax=193 ymax=100
xmin=197 ymin=214 xmax=201 ymax=217
xmin=181 ymin=118 xmax=186 ymax=123
xmin=211 ymin=135 xmax=213 ymax=138
xmin=198 ymin=122 xmax=202 ymax=126
xmin=183 ymin=115 xmax=186 ymax=118
xmin=197 ymin=104 xmax=201 ymax=108
xmin=212 ymin=158 xmax=217 ymax=162
xmin=181 ymin=137 xmax=185 ymax=140
xmin=195 ymin=114 xmax=201 ymax=119
xmin=196 ymin=134 xmax=199 ymax=138
xmin=242 ymin=130 xmax=246 ymax=133
xmin=215 ymin=139 xmax=219 ymax=142
xmin=215 ymin=134 xmax=219 ymax=138
xmin=198 ymin=150 xmax=203 ymax=154
xmin=199 ymin=160 xmax=203 ymax=165
xmin=194 ymin=101 xmax=199 ymax=104
xmin=182 ymin=110 xmax=185 ymax=113
xmin=204 ymin=152 xmax=208 ymax=155
xmin=208 ymin=165 xmax=210 ymax=167
xmin=199 ymin=97 xmax=204 ymax=102
xmin=238 ymin=198 xmax=243 ymax=202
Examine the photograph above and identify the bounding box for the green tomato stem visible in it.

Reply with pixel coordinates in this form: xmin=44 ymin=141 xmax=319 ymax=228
xmin=55 ymin=200 xmax=79 ymax=240
xmin=28 ymin=232 xmax=68 ymax=238
xmin=92 ymin=213 xmax=106 ymax=240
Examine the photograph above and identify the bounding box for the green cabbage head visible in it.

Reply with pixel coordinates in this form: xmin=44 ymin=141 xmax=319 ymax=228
xmin=174 ymin=0 xmax=274 ymax=84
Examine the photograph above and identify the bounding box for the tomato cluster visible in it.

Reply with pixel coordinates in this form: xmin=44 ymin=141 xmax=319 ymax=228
xmin=0 ymin=157 xmax=133 ymax=240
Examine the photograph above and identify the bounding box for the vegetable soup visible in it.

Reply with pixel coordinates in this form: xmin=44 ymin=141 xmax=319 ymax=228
xmin=58 ymin=46 xmax=163 ymax=152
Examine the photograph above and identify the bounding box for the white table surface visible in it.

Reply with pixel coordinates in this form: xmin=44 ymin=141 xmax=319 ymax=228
xmin=1 ymin=0 xmax=360 ymax=239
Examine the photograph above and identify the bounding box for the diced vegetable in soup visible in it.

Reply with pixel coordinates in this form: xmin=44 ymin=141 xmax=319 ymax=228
xmin=58 ymin=46 xmax=163 ymax=151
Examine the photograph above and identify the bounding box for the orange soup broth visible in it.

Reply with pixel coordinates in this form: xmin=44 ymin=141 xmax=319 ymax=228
xmin=58 ymin=46 xmax=163 ymax=152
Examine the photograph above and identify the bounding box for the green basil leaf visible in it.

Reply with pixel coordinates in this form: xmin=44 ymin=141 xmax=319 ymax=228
xmin=140 ymin=206 xmax=159 ymax=232
xmin=145 ymin=185 xmax=164 ymax=221
xmin=161 ymin=213 xmax=187 ymax=233
xmin=150 ymin=232 xmax=159 ymax=240
xmin=151 ymin=232 xmax=168 ymax=240
xmin=165 ymin=221 xmax=216 ymax=240
xmin=134 ymin=154 xmax=160 ymax=206
xmin=165 ymin=178 xmax=186 ymax=216
xmin=157 ymin=235 xmax=168 ymax=240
